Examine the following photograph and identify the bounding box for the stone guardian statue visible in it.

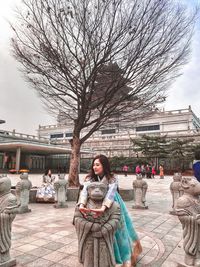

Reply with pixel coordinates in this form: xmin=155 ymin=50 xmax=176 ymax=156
xmin=169 ymin=173 xmax=184 ymax=215
xmin=54 ymin=174 xmax=68 ymax=208
xmin=16 ymin=172 xmax=32 ymax=213
xmin=74 ymin=182 xmax=120 ymax=267
xmin=176 ymin=177 xmax=200 ymax=266
xmin=0 ymin=175 xmax=19 ymax=267
xmin=132 ymin=174 xmax=148 ymax=209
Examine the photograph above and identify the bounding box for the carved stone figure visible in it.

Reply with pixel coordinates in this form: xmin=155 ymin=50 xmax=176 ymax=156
xmin=132 ymin=174 xmax=148 ymax=209
xmin=0 ymin=175 xmax=19 ymax=267
xmin=54 ymin=174 xmax=68 ymax=208
xmin=74 ymin=182 xmax=120 ymax=267
xmin=16 ymin=172 xmax=32 ymax=213
xmin=169 ymin=173 xmax=184 ymax=215
xmin=176 ymin=177 xmax=200 ymax=267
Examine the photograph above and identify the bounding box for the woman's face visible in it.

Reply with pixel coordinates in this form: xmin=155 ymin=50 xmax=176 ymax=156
xmin=93 ymin=159 xmax=104 ymax=176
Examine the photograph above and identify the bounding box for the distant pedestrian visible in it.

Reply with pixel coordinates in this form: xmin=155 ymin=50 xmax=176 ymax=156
xmin=159 ymin=164 xmax=164 ymax=179
xmin=3 ymin=153 xmax=10 ymax=169
xmin=141 ymin=164 xmax=146 ymax=178
xmin=193 ymin=150 xmax=200 ymax=182
xmin=123 ymin=165 xmax=128 ymax=177
xmin=135 ymin=165 xmax=141 ymax=175
xmin=152 ymin=166 xmax=156 ymax=178
xmin=146 ymin=164 xmax=152 ymax=178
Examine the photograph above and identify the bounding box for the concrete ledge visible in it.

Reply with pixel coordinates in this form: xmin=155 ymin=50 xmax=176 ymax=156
xmin=11 ymin=188 xmax=134 ymax=202
xmin=119 ymin=188 xmax=134 ymax=201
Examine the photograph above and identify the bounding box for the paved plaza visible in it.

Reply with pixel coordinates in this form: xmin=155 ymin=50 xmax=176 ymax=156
xmin=9 ymin=174 xmax=190 ymax=267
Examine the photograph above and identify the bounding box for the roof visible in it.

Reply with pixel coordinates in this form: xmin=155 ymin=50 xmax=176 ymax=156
xmin=0 ymin=141 xmax=71 ymax=154
xmin=0 ymin=130 xmax=92 ymax=155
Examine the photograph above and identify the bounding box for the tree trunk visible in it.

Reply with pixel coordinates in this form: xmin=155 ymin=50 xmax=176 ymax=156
xmin=68 ymin=136 xmax=81 ymax=187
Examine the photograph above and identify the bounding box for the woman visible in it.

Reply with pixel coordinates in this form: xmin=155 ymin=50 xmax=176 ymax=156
xmin=159 ymin=164 xmax=164 ymax=179
xmin=135 ymin=165 xmax=141 ymax=175
xmin=78 ymin=155 xmax=142 ymax=267
xmin=152 ymin=166 xmax=156 ymax=178
xmin=36 ymin=169 xmax=56 ymax=202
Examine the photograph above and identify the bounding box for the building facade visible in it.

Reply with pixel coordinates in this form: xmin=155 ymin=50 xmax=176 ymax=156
xmin=0 ymin=129 xmax=90 ymax=173
xmin=38 ymin=106 xmax=200 ymax=158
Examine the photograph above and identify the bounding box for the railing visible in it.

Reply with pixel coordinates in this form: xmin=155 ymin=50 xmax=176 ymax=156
xmin=0 ymin=130 xmax=51 ymax=144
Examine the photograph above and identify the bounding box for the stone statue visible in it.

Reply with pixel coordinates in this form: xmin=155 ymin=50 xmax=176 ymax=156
xmin=132 ymin=174 xmax=148 ymax=209
xmin=16 ymin=172 xmax=32 ymax=213
xmin=54 ymin=174 xmax=68 ymax=208
xmin=169 ymin=173 xmax=184 ymax=215
xmin=74 ymin=182 xmax=120 ymax=267
xmin=176 ymin=177 xmax=200 ymax=267
xmin=0 ymin=175 xmax=19 ymax=267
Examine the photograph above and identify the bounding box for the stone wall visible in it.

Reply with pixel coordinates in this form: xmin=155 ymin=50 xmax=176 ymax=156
xmin=11 ymin=188 xmax=134 ymax=202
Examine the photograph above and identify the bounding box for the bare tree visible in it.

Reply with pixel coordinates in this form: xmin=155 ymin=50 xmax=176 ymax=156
xmin=11 ymin=0 xmax=197 ymax=186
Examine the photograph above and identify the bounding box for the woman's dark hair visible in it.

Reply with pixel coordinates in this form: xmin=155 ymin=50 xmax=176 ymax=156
xmin=44 ymin=169 xmax=51 ymax=177
xmin=194 ymin=150 xmax=200 ymax=160
xmin=87 ymin=154 xmax=113 ymax=181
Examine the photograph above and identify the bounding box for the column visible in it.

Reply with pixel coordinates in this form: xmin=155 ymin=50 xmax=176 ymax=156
xmin=15 ymin=147 xmax=21 ymax=172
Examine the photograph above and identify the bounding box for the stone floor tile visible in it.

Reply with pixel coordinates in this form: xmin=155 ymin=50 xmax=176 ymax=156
xmin=15 ymin=254 xmax=38 ymax=265
xmin=49 ymin=264 xmax=65 ymax=267
xmin=58 ymin=255 xmax=81 ymax=267
xmin=58 ymin=244 xmax=78 ymax=254
xmin=16 ymin=244 xmax=39 ymax=253
xmin=24 ymin=257 xmax=54 ymax=267
xmin=30 ymin=238 xmax=50 ymax=246
xmin=42 ymin=250 xmax=68 ymax=262
xmin=138 ymin=255 xmax=155 ymax=265
xmin=11 ymin=241 xmax=26 ymax=248
xmin=55 ymin=230 xmax=71 ymax=236
xmin=42 ymin=241 xmax=65 ymax=251
xmin=27 ymin=247 xmax=53 ymax=257
xmin=172 ymin=246 xmax=185 ymax=256
xmin=55 ymin=236 xmax=75 ymax=244
xmin=10 ymin=249 xmax=24 ymax=257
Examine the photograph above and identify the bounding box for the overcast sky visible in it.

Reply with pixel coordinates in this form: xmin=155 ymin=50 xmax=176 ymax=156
xmin=0 ymin=0 xmax=200 ymax=135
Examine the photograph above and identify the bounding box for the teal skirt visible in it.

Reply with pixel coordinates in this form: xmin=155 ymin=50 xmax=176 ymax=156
xmin=114 ymin=192 xmax=138 ymax=264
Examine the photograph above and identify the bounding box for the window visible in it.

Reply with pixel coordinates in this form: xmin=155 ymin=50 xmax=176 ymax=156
xmin=65 ymin=133 xmax=73 ymax=138
xmin=101 ymin=129 xmax=116 ymax=135
xmin=136 ymin=125 xmax=160 ymax=132
xmin=50 ymin=133 xmax=64 ymax=139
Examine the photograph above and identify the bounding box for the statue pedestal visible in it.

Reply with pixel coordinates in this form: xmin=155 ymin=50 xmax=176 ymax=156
xmin=0 ymin=258 xmax=16 ymax=267
xmin=18 ymin=206 xmax=31 ymax=213
xmin=54 ymin=202 xmax=68 ymax=208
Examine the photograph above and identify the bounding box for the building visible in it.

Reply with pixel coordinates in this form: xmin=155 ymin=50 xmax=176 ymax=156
xmin=38 ymin=106 xmax=200 ymax=158
xmin=0 ymin=129 xmax=91 ymax=173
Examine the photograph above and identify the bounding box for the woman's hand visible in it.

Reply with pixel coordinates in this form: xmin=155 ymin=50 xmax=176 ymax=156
xmin=90 ymin=206 xmax=106 ymax=218
xmin=79 ymin=204 xmax=90 ymax=217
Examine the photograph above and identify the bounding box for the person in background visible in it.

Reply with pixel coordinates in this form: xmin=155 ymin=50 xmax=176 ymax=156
xmin=135 ymin=164 xmax=141 ymax=175
xmin=123 ymin=164 xmax=129 ymax=177
xmin=2 ymin=153 xmax=9 ymax=169
xmin=141 ymin=164 xmax=146 ymax=178
xmin=78 ymin=154 xmax=142 ymax=267
xmin=193 ymin=150 xmax=200 ymax=182
xmin=159 ymin=164 xmax=164 ymax=179
xmin=36 ymin=169 xmax=56 ymax=202
xmin=146 ymin=164 xmax=152 ymax=179
xmin=152 ymin=165 xmax=156 ymax=178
